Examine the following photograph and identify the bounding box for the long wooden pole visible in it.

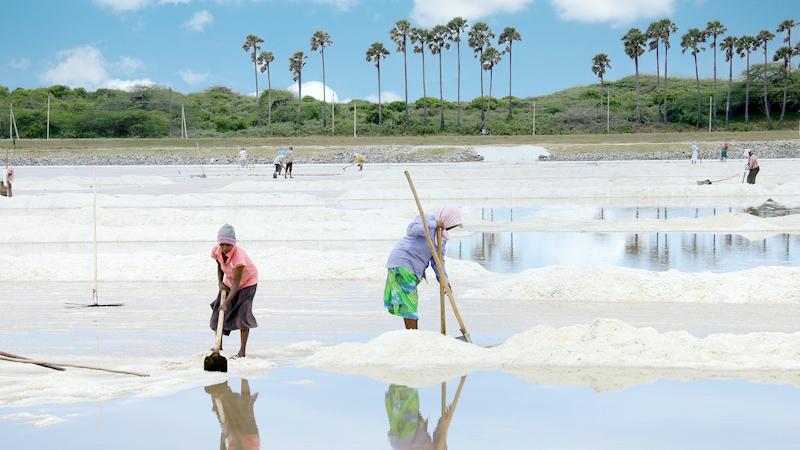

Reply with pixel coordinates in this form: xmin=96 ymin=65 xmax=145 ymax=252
xmin=437 ymin=228 xmax=446 ymax=336
xmin=0 ymin=355 xmax=148 ymax=377
xmin=403 ymin=170 xmax=472 ymax=343
xmin=434 ymin=376 xmax=467 ymax=450
xmin=0 ymin=351 xmax=64 ymax=371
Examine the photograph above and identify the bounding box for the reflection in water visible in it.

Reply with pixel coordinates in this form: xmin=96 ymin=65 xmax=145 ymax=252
xmin=451 ymin=231 xmax=800 ymax=273
xmin=386 ymin=377 xmax=466 ymax=450
xmin=470 ymin=201 xmax=799 ymax=223
xmin=205 ymin=379 xmax=260 ymax=450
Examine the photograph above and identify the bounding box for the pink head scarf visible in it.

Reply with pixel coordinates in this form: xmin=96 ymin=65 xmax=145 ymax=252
xmin=435 ymin=207 xmax=462 ymax=240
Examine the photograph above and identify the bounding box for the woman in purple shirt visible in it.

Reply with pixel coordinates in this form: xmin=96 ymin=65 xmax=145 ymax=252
xmin=384 ymin=207 xmax=462 ymax=330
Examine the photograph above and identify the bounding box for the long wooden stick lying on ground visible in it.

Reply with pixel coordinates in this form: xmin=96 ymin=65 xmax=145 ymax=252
xmin=0 ymin=351 xmax=65 ymax=371
xmin=404 ymin=170 xmax=472 ymax=343
xmin=0 ymin=355 xmax=149 ymax=377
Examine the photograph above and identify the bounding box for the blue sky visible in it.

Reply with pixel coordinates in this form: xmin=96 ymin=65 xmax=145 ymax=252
xmin=1 ymin=0 xmax=797 ymax=101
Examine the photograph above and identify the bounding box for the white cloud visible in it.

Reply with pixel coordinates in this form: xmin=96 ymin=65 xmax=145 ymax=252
xmin=550 ymin=0 xmax=674 ymax=24
xmin=367 ymin=91 xmax=403 ymax=103
xmin=286 ymin=81 xmax=339 ymax=102
xmin=9 ymin=58 xmax=30 ymax=70
xmin=116 ymin=56 xmax=144 ymax=74
xmin=179 ymin=69 xmax=210 ymax=84
xmin=411 ymin=0 xmax=534 ymax=26
xmin=160 ymin=0 xmax=192 ymax=4
xmin=184 ymin=10 xmax=214 ymax=31
xmin=40 ymin=45 xmax=154 ymax=91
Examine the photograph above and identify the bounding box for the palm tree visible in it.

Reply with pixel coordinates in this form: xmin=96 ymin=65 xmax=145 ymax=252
xmin=429 ymin=25 xmax=450 ymax=129
xmin=288 ymin=51 xmax=308 ymax=125
xmin=410 ymin=27 xmax=431 ymax=123
xmin=705 ymin=20 xmax=727 ymax=127
xmin=447 ymin=17 xmax=468 ymax=126
xmin=773 ymin=46 xmax=794 ymax=121
xmin=468 ymin=22 xmax=494 ymax=129
xmin=736 ymin=35 xmax=757 ymax=123
xmin=621 ymin=28 xmax=646 ymax=122
xmin=681 ymin=28 xmax=707 ymax=128
xmin=591 ymin=53 xmax=611 ymax=98
xmin=498 ymin=27 xmax=522 ymax=118
xmin=777 ymin=19 xmax=797 ymax=67
xmin=646 ymin=21 xmax=663 ymax=120
xmin=756 ymin=30 xmax=775 ymax=122
xmin=256 ymin=51 xmax=275 ymax=134
xmin=310 ymin=31 xmax=333 ymax=128
xmin=242 ymin=34 xmax=264 ymax=128
xmin=719 ymin=36 xmax=737 ymax=126
xmin=365 ymin=42 xmax=390 ymax=125
xmin=659 ymin=19 xmax=678 ymax=123
xmin=389 ymin=20 xmax=412 ymax=119
xmin=481 ymin=46 xmax=502 ymax=126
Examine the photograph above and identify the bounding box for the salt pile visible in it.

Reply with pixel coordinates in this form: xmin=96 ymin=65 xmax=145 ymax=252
xmin=302 ymin=318 xmax=800 ymax=387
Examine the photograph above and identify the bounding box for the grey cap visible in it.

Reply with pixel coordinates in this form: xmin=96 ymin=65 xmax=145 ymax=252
xmin=217 ymin=224 xmax=237 ymax=245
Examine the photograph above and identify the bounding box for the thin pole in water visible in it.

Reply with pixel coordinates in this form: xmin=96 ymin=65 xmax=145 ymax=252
xmin=92 ymin=167 xmax=98 ymax=306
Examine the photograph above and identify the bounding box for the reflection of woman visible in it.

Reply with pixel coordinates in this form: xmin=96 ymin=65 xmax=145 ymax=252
xmin=385 ymin=385 xmax=434 ymax=450
xmin=205 ymin=379 xmax=260 ymax=450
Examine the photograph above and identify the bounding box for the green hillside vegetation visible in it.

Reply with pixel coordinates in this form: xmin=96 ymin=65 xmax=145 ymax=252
xmin=1 ymin=63 xmax=797 ymax=139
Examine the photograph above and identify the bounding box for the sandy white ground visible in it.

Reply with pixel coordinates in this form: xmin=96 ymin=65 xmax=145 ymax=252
xmin=2 ymin=145 xmax=800 ymax=419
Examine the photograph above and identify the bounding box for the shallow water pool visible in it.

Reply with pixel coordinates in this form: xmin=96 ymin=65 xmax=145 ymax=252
xmin=449 ymin=231 xmax=800 ymax=272
xmin=3 ymin=368 xmax=800 ymax=449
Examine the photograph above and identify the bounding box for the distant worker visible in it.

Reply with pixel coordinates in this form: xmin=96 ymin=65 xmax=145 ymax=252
xmin=353 ymin=152 xmax=366 ymax=171
xmin=690 ymin=142 xmax=700 ymax=165
xmin=745 ymin=149 xmax=759 ymax=184
xmin=720 ymin=142 xmax=729 ymax=162
xmin=284 ymin=147 xmax=294 ymax=179
xmin=273 ymin=149 xmax=285 ymax=178
xmin=238 ymin=148 xmax=248 ymax=169
xmin=1 ymin=164 xmax=13 ymax=198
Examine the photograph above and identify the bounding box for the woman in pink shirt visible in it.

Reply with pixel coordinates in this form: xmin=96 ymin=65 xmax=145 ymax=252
xmin=746 ymin=149 xmax=760 ymax=184
xmin=210 ymin=224 xmax=259 ymax=358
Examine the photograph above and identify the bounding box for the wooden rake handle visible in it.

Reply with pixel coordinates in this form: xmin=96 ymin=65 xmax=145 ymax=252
xmin=403 ymin=170 xmax=472 ymax=343
xmin=213 ymin=291 xmax=227 ymax=353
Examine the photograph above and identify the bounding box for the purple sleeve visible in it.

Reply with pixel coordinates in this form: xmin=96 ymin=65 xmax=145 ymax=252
xmin=406 ymin=216 xmax=437 ymax=238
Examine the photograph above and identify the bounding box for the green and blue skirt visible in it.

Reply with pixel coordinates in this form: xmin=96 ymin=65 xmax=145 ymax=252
xmin=383 ymin=267 xmax=420 ymax=320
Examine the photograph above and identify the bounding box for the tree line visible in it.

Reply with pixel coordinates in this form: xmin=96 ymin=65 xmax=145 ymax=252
xmin=242 ymin=17 xmax=522 ymax=133
xmin=593 ymin=18 xmax=798 ymax=129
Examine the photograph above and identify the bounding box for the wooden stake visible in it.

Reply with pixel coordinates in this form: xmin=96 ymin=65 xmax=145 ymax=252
xmin=181 ymin=104 xmax=188 ymax=139
xmin=92 ymin=167 xmax=98 ymax=306
xmin=404 ymin=170 xmax=472 ymax=343
xmin=46 ymin=96 xmax=51 ymax=140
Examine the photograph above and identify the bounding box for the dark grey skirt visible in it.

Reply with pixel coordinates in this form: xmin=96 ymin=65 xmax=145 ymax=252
xmin=209 ymin=284 xmax=258 ymax=335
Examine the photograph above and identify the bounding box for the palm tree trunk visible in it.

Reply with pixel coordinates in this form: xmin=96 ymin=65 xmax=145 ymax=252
xmin=252 ymin=53 xmax=262 ymax=129
xmin=663 ymin=45 xmax=670 ymax=123
xmin=403 ymin=46 xmax=409 ymax=119
xmin=745 ymin=53 xmax=751 ymax=122
xmin=781 ymin=62 xmax=788 ymax=121
xmin=507 ymin=43 xmax=513 ymax=118
xmin=725 ymin=56 xmax=732 ymax=127
xmin=479 ymin=51 xmax=485 ymax=129
xmin=267 ymin=66 xmax=272 ymax=135
xmin=322 ymin=48 xmax=327 ymax=128
xmin=377 ymin=62 xmax=383 ymax=125
xmin=297 ymin=73 xmax=302 ymax=125
xmin=634 ymin=56 xmax=640 ymax=122
xmin=763 ymin=44 xmax=771 ymax=122
xmin=712 ymin=38 xmax=717 ymax=127
xmin=694 ymin=52 xmax=701 ymax=128
xmin=655 ymin=45 xmax=662 ymax=121
xmin=438 ymin=52 xmax=444 ymax=129
xmin=487 ymin=67 xmax=493 ymax=127
xmin=456 ymin=40 xmax=462 ymax=126
xmin=422 ymin=49 xmax=428 ymax=124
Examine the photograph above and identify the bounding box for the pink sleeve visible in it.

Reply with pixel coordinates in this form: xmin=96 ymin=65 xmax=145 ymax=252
xmin=230 ymin=249 xmax=248 ymax=267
